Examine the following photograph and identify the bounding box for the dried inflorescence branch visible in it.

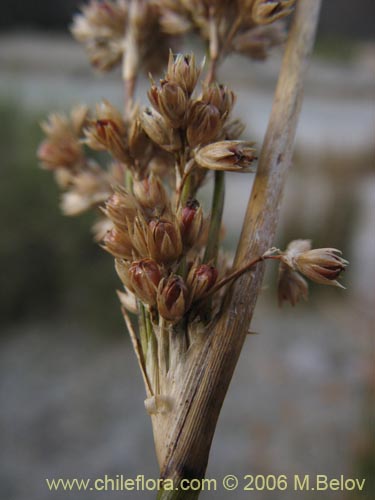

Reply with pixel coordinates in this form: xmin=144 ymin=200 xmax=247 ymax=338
xmin=71 ymin=0 xmax=175 ymax=75
xmin=37 ymin=0 xmax=344 ymax=497
xmin=276 ymin=239 xmax=348 ymax=306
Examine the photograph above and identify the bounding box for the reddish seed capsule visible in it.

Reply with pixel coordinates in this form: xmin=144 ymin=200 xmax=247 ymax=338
xmin=157 ymin=275 xmax=188 ymax=323
xmin=188 ymin=264 xmax=218 ymax=301
xmin=147 ymin=218 xmax=183 ymax=264
xmin=102 ymin=227 xmax=133 ymax=259
xmin=128 ymin=258 xmax=162 ymax=306
xmin=180 ymin=199 xmax=203 ymax=247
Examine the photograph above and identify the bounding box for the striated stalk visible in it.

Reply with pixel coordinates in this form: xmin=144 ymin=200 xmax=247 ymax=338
xmin=155 ymin=0 xmax=322 ymax=498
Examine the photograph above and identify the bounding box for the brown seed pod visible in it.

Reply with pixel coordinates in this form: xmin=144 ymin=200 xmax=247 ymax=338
xmin=147 ymin=218 xmax=183 ymax=264
xmin=188 ymin=264 xmax=218 ymax=302
xmin=102 ymin=227 xmax=133 ymax=259
xmin=165 ymin=51 xmax=201 ymax=96
xmin=157 ymin=274 xmax=188 ymax=323
xmin=186 ymin=101 xmax=221 ymax=148
xmin=126 ymin=258 xmax=163 ymax=306
xmin=195 ymin=140 xmax=257 ymax=172
xmin=179 ymin=199 xmax=204 ymax=248
xmin=133 ymin=173 xmax=169 ymax=211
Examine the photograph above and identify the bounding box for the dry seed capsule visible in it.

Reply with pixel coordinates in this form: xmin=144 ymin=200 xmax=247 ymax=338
xmin=186 ymin=101 xmax=221 ymax=148
xmin=129 ymin=215 xmax=149 ymax=258
xmin=104 ymin=188 xmax=139 ymax=229
xmin=195 ymin=140 xmax=257 ymax=172
xmin=281 ymin=240 xmax=348 ymax=288
xmin=294 ymin=249 xmax=348 ymax=288
xmin=102 ymin=227 xmax=133 ymax=259
xmin=127 ymin=258 xmax=162 ymax=306
xmin=188 ymin=264 xmax=218 ymax=302
xmin=133 ymin=173 xmax=168 ymax=210
xmin=201 ymin=83 xmax=236 ymax=118
xmin=141 ymin=108 xmax=181 ymax=152
xmin=179 ymin=199 xmax=203 ymax=248
xmin=251 ymin=0 xmax=295 ymax=25
xmin=84 ymin=101 xmax=129 ymax=162
xmin=157 ymin=275 xmax=188 ymax=323
xmin=157 ymin=81 xmax=188 ymax=129
xmin=166 ymin=52 xmax=201 ymax=96
xmin=147 ymin=219 xmax=183 ymax=264
xmin=37 ymin=139 xmax=83 ymax=170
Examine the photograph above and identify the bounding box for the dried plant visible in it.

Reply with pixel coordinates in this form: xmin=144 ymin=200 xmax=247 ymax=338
xmin=37 ymin=0 xmax=345 ymax=497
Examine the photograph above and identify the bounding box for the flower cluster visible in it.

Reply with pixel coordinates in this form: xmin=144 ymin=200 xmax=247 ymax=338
xmin=37 ymin=105 xmax=115 ymax=220
xmin=277 ymin=240 xmax=348 ymax=306
xmin=39 ymin=1 xmax=347 ymax=326
xmin=71 ymin=0 xmax=295 ymax=77
xmin=71 ymin=0 xmax=175 ymax=74
xmin=143 ymin=52 xmax=256 ymax=174
xmin=38 ymin=51 xmax=257 ymax=323
xmin=103 ymin=183 xmax=218 ymax=323
xmin=159 ymin=0 xmax=294 ymax=60
xmin=98 ymin=53 xmax=258 ymax=323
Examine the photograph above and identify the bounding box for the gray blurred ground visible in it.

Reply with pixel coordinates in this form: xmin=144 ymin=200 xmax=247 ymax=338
xmin=0 ymin=34 xmax=374 ymax=499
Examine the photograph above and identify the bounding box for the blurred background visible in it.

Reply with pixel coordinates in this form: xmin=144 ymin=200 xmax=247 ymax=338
xmin=0 ymin=1 xmax=374 ymax=499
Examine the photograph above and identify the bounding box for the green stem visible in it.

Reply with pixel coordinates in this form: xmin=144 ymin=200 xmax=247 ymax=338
xmin=203 ymin=170 xmax=225 ymax=265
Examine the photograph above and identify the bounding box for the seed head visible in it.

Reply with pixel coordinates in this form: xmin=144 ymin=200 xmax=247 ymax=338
xmin=38 ymin=106 xmax=88 ymax=170
xmin=38 ymin=139 xmax=83 ymax=171
xmin=130 ymin=215 xmax=150 ymax=258
xmin=166 ymin=52 xmax=202 ymax=96
xmin=148 ymin=80 xmax=188 ymax=129
xmin=201 ymin=83 xmax=236 ymax=118
xmin=141 ymin=108 xmax=181 ymax=152
xmin=195 ymin=140 xmax=257 ymax=172
xmin=157 ymin=275 xmax=188 ymax=323
xmin=104 ymin=187 xmax=139 ymax=229
xmin=84 ymin=101 xmax=129 ymax=162
xmin=133 ymin=173 xmax=169 ymax=211
xmin=123 ymin=258 xmax=163 ymax=306
xmin=179 ymin=199 xmax=204 ymax=248
xmin=102 ymin=226 xmax=133 ymax=259
xmin=281 ymin=240 xmax=348 ymax=288
xmin=188 ymin=264 xmax=218 ymax=302
xmin=147 ymin=218 xmax=183 ymax=264
xmin=295 ymin=249 xmax=348 ymax=288
xmin=251 ymin=0 xmax=296 ymax=25
xmin=186 ymin=101 xmax=222 ymax=148
xmin=71 ymin=0 xmax=128 ymax=71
